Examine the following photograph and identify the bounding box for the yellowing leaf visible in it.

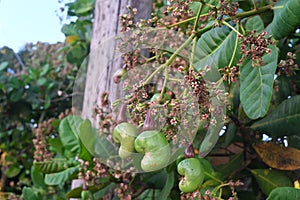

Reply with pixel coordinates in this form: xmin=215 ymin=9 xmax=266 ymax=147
xmin=251 ymin=169 xmax=292 ymax=195
xmin=294 ymin=180 xmax=300 ymax=189
xmin=65 ymin=35 xmax=80 ymax=44
xmin=253 ymin=143 xmax=300 ymax=170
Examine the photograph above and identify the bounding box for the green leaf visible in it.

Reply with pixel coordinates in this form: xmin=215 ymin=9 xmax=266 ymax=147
xmin=34 ymin=159 xmax=75 ymax=174
xmin=93 ymin=183 xmax=117 ymax=199
xmin=31 ymin=166 xmax=47 ymax=188
xmin=59 ymin=115 xmax=83 ymax=154
xmin=48 ymin=137 xmax=64 ymax=154
xmin=161 ymin=171 xmax=174 ymax=200
xmin=251 ymin=95 xmax=300 ymax=137
xmin=275 ymin=75 xmax=293 ymax=104
xmin=224 ymin=123 xmax=237 ymax=147
xmin=251 ymin=169 xmax=292 ymax=196
xmin=198 ymin=158 xmax=215 ymax=181
xmin=240 ymin=45 xmax=278 ymax=119
xmin=22 ymin=187 xmax=38 ymax=200
xmin=270 ymin=0 xmax=300 ymax=40
xmin=44 ymin=95 xmax=51 ymax=109
xmin=245 ymin=15 xmax=264 ymax=33
xmin=10 ymin=89 xmax=23 ymax=102
xmin=199 ymin=116 xmax=224 ymax=157
xmin=267 ymin=187 xmax=300 ymax=200
xmin=194 ymin=25 xmax=241 ymax=78
xmin=137 ymin=189 xmax=162 ymax=199
xmin=44 ymin=165 xmax=79 ymax=185
xmin=78 ymin=119 xmax=117 ymax=161
xmin=5 ymin=165 xmax=21 ymax=178
xmin=78 ymin=139 xmax=93 ymax=161
xmin=0 ymin=62 xmax=8 ymax=71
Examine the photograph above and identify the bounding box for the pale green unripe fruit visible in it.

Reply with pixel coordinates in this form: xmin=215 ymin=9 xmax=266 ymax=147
xmin=177 ymin=158 xmax=204 ymax=193
xmin=113 ymin=122 xmax=138 ymax=159
xmin=134 ymin=130 xmax=170 ymax=172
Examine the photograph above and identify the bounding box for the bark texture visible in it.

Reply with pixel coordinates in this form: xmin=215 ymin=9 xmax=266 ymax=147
xmin=81 ymin=0 xmax=152 ymax=126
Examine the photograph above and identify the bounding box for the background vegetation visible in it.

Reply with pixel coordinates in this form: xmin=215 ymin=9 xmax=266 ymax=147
xmin=0 ymin=0 xmax=300 ymax=199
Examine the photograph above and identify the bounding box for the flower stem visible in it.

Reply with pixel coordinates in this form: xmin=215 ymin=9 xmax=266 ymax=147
xmin=193 ymin=2 xmax=204 ymax=31
xmin=143 ymin=33 xmax=196 ymax=85
xmin=222 ymin=20 xmax=241 ymax=36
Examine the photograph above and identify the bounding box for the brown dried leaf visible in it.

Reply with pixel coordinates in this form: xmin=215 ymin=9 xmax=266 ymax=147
xmin=253 ymin=143 xmax=300 ymax=171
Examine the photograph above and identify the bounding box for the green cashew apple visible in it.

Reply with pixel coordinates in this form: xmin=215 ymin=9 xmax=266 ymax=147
xmin=177 ymin=158 xmax=204 ymax=193
xmin=134 ymin=130 xmax=170 ymax=172
xmin=81 ymin=190 xmax=94 ymax=200
xmin=150 ymin=93 xmax=171 ymax=103
xmin=113 ymin=122 xmax=138 ymax=159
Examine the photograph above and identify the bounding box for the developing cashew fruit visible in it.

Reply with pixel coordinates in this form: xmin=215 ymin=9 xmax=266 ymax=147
xmin=113 ymin=122 xmax=138 ymax=159
xmin=177 ymin=158 xmax=204 ymax=193
xmin=81 ymin=190 xmax=94 ymax=200
xmin=150 ymin=93 xmax=171 ymax=103
xmin=134 ymin=130 xmax=170 ymax=172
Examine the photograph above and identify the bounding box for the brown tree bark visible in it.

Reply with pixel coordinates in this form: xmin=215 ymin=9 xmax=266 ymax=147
xmin=71 ymin=1 xmax=152 ymax=197
xmin=81 ymin=0 xmax=152 ymax=125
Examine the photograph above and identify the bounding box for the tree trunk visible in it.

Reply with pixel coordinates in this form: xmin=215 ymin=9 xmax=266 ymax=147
xmin=81 ymin=0 xmax=152 ymax=125
xmin=71 ymin=1 xmax=152 ymax=198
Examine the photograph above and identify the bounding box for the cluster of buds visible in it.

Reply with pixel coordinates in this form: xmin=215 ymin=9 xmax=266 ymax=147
xmin=119 ymin=6 xmax=138 ymax=32
xmin=184 ymin=68 xmax=210 ymax=111
xmin=239 ymin=30 xmax=274 ymax=67
xmin=277 ymin=52 xmax=299 ymax=76
xmin=77 ymin=157 xmax=109 ymax=186
xmin=167 ymin=0 xmax=193 ymax=18
xmin=32 ymin=119 xmax=55 ymax=162
xmin=33 ymin=108 xmax=81 ymax=163
xmin=219 ymin=0 xmax=239 ymax=19
xmin=115 ymin=182 xmax=133 ymax=200
xmin=180 ymin=189 xmax=217 ymax=200
xmin=94 ymin=92 xmax=114 ymax=134
xmin=221 ymin=65 xmax=239 ymax=83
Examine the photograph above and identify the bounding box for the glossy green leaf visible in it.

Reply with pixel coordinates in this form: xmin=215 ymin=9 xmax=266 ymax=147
xmin=199 ymin=116 xmax=224 ymax=157
xmin=93 ymin=183 xmax=117 ymax=199
xmin=161 ymin=170 xmax=174 ymax=200
xmin=5 ymin=165 xmax=21 ymax=178
xmin=275 ymin=75 xmax=293 ymax=104
xmin=0 ymin=62 xmax=8 ymax=71
xmin=194 ymin=25 xmax=241 ymax=74
xmin=44 ymin=95 xmax=51 ymax=109
xmin=198 ymin=158 xmax=215 ymax=181
xmin=251 ymin=169 xmax=292 ymax=196
xmin=44 ymin=165 xmax=79 ymax=185
xmin=251 ymin=95 xmax=300 ymax=137
xmin=267 ymin=187 xmax=300 ymax=200
xmin=79 ymin=119 xmax=117 ymax=160
xmin=245 ymin=15 xmax=264 ymax=33
xmin=137 ymin=189 xmax=162 ymax=199
xmin=34 ymin=159 xmax=77 ymax=174
xmin=240 ymin=45 xmax=278 ymax=119
xmin=270 ymin=0 xmax=300 ymax=40
xmin=224 ymin=123 xmax=237 ymax=146
xmin=288 ymin=135 xmax=300 ymax=149
xmin=58 ymin=115 xmax=83 ymax=154
xmin=22 ymin=187 xmax=39 ymax=200
xmin=48 ymin=137 xmax=63 ymax=154
xmin=31 ymin=166 xmax=47 ymax=188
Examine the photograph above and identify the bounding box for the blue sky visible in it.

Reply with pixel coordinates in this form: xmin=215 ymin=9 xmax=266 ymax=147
xmin=0 ymin=0 xmax=66 ymax=52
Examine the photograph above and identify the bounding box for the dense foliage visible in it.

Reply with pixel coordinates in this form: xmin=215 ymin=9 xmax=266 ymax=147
xmin=0 ymin=0 xmax=93 ymax=199
xmin=1 ymin=0 xmax=300 ymax=199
